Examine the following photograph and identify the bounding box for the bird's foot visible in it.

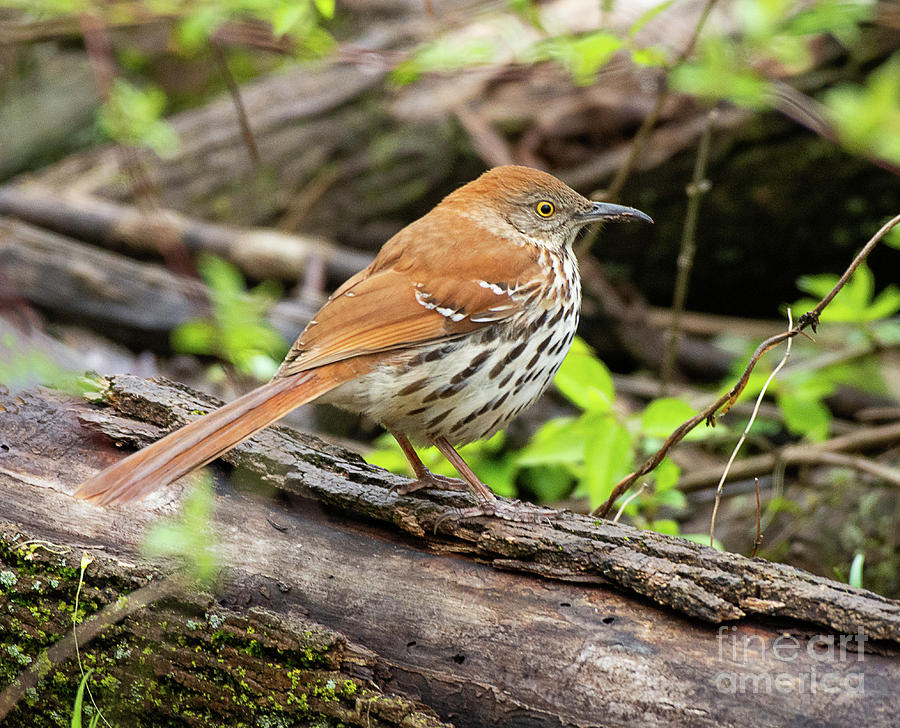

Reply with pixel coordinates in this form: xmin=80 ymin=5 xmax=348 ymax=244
xmin=435 ymin=499 xmax=559 ymax=530
xmin=391 ymin=470 xmax=469 ymax=495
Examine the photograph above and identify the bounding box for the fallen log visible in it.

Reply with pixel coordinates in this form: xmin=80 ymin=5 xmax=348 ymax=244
xmin=0 ymin=185 xmax=373 ymax=284
xmin=0 ymin=216 xmax=317 ymax=349
xmin=0 ymin=376 xmax=898 ymax=726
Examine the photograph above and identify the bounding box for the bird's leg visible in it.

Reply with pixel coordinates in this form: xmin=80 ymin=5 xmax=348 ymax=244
xmin=389 ymin=431 xmax=468 ymax=494
xmin=431 ymin=436 xmax=558 ymax=525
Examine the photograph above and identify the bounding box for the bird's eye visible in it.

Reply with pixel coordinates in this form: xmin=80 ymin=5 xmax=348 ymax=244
xmin=535 ymin=200 xmax=555 ymax=218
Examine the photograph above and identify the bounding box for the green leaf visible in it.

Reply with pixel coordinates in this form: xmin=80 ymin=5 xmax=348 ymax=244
xmin=71 ymin=670 xmax=93 ymax=728
xmin=795 ymin=263 xmax=900 ymax=322
xmin=584 ymin=419 xmax=634 ymax=508
xmin=171 ymin=319 xmax=216 ymax=355
xmin=630 ymin=46 xmax=668 ymax=68
xmin=519 ymin=464 xmax=574 ymax=503
xmin=649 ymin=518 xmax=680 ymax=536
xmin=652 ymin=456 xmax=681 ymax=491
xmin=553 ymin=337 xmax=615 ymax=412
xmin=97 ymin=79 xmax=179 ymax=157
xmin=312 ymin=0 xmax=336 ymax=20
xmin=628 ymin=0 xmax=676 ymax=37
xmin=884 ymin=224 xmax=900 ymax=250
xmin=825 ymin=54 xmax=900 ymax=165
xmin=655 ymin=487 xmax=687 ymax=511
xmin=272 ymin=4 xmax=307 ymax=35
xmin=391 ymin=38 xmax=497 ymax=85
xmin=670 ymin=37 xmax=769 ymax=109
xmin=547 ymin=32 xmax=623 ymax=85
xmin=777 ymin=391 xmax=831 ymax=441
xmin=176 ymin=6 xmax=225 ymax=51
xmin=199 ymin=253 xmax=244 ymax=297
xmin=640 ymin=398 xmax=696 ymax=439
xmin=143 ymin=478 xmax=218 ymax=585
xmin=516 ymin=416 xmax=590 ymax=467
xmin=848 ymin=551 xmax=865 ymax=588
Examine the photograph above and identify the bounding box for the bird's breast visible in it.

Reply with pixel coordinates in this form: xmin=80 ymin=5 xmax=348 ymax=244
xmin=320 ymin=267 xmax=581 ymax=446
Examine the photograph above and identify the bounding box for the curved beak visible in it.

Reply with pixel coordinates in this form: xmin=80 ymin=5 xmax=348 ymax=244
xmin=577 ymin=201 xmax=653 ymax=225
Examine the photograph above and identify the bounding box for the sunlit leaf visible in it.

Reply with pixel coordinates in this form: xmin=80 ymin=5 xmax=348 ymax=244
xmin=652 ymin=456 xmax=681 ymax=491
xmin=641 ymin=398 xmax=696 ymax=439
xmin=554 ymin=338 xmax=615 ymax=412
xmin=884 ymin=225 xmax=900 ymax=250
xmin=825 ymin=54 xmax=900 ymax=166
xmin=628 ymin=0 xmax=676 ymax=37
xmin=849 ymin=551 xmax=865 ymax=588
xmin=97 ymin=79 xmax=179 ymax=157
xmin=516 ymin=416 xmax=590 ymax=466
xmin=171 ymin=319 xmax=215 ymax=354
xmin=777 ymin=391 xmax=831 ymax=441
xmin=546 ymin=31 xmax=622 ymax=85
xmin=312 ymin=0 xmax=335 ymax=20
xmin=272 ymin=3 xmax=307 ymax=35
xmin=71 ymin=669 xmax=93 ymax=728
xmin=670 ymin=37 xmax=769 ymax=109
xmin=795 ymin=263 xmax=900 ymax=322
xmin=649 ymin=518 xmax=680 ymax=536
xmin=630 ymin=46 xmax=668 ymax=68
xmin=584 ymin=419 xmax=634 ymax=508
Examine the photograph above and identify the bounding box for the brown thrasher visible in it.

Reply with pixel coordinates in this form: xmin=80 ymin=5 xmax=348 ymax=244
xmin=75 ymin=166 xmax=651 ymax=520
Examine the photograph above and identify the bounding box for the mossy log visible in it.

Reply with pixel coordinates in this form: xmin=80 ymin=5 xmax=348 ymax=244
xmin=1 ymin=377 xmax=899 ymax=726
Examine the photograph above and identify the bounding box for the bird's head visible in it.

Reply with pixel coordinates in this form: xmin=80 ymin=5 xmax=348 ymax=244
xmin=446 ymin=165 xmax=652 ymax=251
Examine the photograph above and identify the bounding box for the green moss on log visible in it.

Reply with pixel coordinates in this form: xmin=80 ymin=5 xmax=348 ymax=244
xmin=0 ymin=525 xmax=449 ymax=727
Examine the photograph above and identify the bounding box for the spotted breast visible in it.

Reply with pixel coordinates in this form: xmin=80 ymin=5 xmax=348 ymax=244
xmin=319 ymin=246 xmax=581 ymax=447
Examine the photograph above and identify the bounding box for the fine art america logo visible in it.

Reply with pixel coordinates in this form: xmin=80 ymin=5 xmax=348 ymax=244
xmin=715 ymin=626 xmax=866 ymax=695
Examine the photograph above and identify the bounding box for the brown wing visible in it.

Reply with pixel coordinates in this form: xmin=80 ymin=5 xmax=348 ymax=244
xmin=275 ymin=208 xmax=544 ymax=378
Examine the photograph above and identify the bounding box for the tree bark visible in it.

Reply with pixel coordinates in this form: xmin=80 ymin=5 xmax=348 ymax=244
xmin=1 ymin=377 xmax=898 ymax=726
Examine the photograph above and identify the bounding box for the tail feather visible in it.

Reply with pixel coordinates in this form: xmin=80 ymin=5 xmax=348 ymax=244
xmin=75 ymin=371 xmax=341 ymax=505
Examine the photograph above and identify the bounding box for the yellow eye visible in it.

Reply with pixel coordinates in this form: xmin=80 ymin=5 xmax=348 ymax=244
xmin=535 ymin=200 xmax=555 ymax=218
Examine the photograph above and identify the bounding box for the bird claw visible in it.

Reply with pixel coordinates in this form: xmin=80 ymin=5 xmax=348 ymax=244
xmin=434 ymin=499 xmax=559 ymax=531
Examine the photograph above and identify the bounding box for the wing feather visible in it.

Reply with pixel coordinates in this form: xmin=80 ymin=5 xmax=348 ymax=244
xmin=275 ymin=207 xmax=544 ymax=378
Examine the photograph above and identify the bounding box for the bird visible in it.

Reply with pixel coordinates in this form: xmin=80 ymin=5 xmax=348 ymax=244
xmin=75 ymin=165 xmax=651 ymax=520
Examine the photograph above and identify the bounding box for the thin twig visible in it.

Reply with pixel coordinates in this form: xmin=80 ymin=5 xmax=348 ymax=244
xmin=660 ymin=108 xmax=717 ymax=390
xmin=211 ymin=39 xmax=261 ymax=166
xmin=603 ymin=0 xmax=719 ymax=204
xmin=72 ymin=554 xmax=113 ymax=727
xmin=578 ymin=0 xmax=720 ymax=257
xmin=613 ymin=483 xmax=648 ymax=523
xmin=592 ymin=213 xmax=900 ymax=518
xmin=78 ymin=13 xmax=160 ymax=211
xmin=710 ymin=310 xmax=794 ymax=547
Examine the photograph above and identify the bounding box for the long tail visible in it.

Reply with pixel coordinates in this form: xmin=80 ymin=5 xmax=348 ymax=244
xmin=75 ymin=370 xmax=344 ymax=505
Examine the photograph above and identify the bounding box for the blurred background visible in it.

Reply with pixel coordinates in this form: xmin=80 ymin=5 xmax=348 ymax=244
xmin=0 ymin=0 xmax=898 ymax=593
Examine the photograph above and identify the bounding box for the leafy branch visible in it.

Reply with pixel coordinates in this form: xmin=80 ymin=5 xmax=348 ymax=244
xmin=592 ymin=212 xmax=900 ymax=518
